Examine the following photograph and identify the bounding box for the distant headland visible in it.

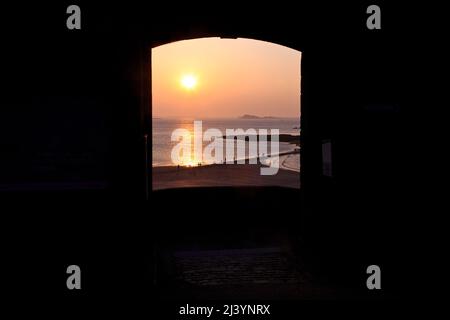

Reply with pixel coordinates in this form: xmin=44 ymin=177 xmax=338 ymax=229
xmin=239 ymin=114 xmax=279 ymax=119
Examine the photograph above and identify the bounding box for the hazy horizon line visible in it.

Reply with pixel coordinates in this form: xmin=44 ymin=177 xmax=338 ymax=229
xmin=152 ymin=115 xmax=301 ymax=119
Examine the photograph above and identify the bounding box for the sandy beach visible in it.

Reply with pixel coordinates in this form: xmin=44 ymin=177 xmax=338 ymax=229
xmin=152 ymin=157 xmax=300 ymax=190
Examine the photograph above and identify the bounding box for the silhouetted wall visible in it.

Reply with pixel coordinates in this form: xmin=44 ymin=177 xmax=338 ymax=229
xmin=0 ymin=1 xmax=423 ymax=304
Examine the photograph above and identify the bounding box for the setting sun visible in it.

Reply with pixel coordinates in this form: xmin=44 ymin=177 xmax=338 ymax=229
xmin=181 ymin=74 xmax=198 ymax=90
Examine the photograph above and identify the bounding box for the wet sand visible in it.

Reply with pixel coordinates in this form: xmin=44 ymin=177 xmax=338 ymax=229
xmin=152 ymin=163 xmax=300 ymax=190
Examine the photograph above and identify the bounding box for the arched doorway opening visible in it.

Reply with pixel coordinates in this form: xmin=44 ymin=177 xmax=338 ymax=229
xmin=149 ymin=37 xmax=302 ymax=191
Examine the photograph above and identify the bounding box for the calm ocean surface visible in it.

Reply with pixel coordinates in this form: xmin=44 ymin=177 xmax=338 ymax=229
xmin=152 ymin=118 xmax=300 ymax=166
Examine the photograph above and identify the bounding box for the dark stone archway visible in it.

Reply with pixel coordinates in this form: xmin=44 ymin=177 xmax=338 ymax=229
xmin=1 ymin=1 xmax=418 ymax=304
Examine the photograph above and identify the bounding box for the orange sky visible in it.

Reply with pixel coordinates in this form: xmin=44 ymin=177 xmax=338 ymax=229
xmin=152 ymin=38 xmax=301 ymax=118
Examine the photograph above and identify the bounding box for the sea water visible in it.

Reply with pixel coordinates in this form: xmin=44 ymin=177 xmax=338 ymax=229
xmin=152 ymin=118 xmax=300 ymax=167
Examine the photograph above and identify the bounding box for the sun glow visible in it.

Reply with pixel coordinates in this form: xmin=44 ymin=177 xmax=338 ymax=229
xmin=177 ymin=154 xmax=202 ymax=167
xmin=181 ymin=159 xmax=199 ymax=167
xmin=180 ymin=74 xmax=198 ymax=90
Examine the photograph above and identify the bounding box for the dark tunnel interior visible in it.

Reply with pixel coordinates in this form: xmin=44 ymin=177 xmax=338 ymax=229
xmin=0 ymin=1 xmax=433 ymax=315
